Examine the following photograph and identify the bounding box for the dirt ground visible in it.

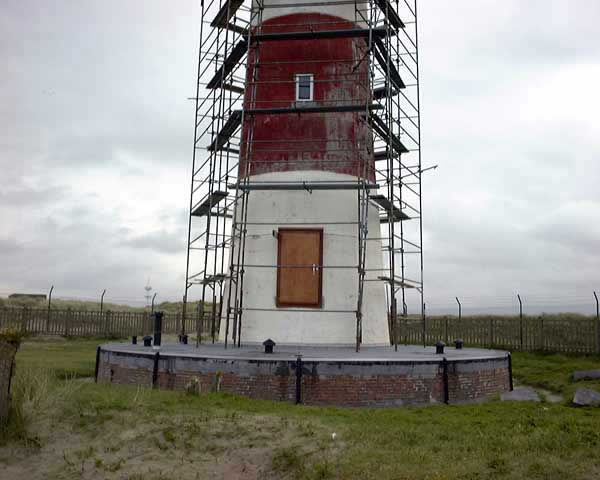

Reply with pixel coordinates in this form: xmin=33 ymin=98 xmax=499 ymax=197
xmin=0 ymin=396 xmax=341 ymax=480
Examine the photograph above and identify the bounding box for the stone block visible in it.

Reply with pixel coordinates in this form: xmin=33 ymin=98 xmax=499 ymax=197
xmin=572 ymin=370 xmax=600 ymax=382
xmin=501 ymin=386 xmax=540 ymax=402
xmin=572 ymin=388 xmax=600 ymax=407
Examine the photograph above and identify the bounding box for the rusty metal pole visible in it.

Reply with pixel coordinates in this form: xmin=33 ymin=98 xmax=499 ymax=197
xmin=594 ymin=291 xmax=599 ymax=354
xmin=181 ymin=294 xmax=187 ymax=339
xmin=100 ymin=289 xmax=106 ymax=315
xmin=422 ymin=302 xmax=427 ymax=348
xmin=517 ymin=294 xmax=523 ymax=350
xmin=455 ymin=296 xmax=462 ymax=341
xmin=46 ymin=285 xmax=54 ymax=333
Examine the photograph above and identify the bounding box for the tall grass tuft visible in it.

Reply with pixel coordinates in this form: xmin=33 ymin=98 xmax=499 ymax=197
xmin=1 ymin=367 xmax=81 ymax=446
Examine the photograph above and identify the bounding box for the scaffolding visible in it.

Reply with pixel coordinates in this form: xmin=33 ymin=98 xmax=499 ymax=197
xmin=184 ymin=0 xmax=424 ymax=351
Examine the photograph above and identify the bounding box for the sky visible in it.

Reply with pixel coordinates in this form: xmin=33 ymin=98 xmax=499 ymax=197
xmin=1 ymin=0 xmax=599 ymax=314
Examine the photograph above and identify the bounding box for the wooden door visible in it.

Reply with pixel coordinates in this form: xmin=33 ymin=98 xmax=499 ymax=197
xmin=277 ymin=229 xmax=323 ymax=308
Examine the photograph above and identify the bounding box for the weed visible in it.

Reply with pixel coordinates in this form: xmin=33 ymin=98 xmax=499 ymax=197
xmin=163 ymin=427 xmax=177 ymax=444
xmin=312 ymin=460 xmax=334 ymax=479
xmin=273 ymin=446 xmax=305 ymax=476
xmin=104 ymin=457 xmax=125 ymax=472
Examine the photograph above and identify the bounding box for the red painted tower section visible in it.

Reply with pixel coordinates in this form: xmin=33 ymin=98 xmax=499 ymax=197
xmin=240 ymin=13 xmax=375 ymax=180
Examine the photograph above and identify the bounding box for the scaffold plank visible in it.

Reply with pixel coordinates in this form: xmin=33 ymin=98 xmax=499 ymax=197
xmin=206 ymin=40 xmax=248 ymax=90
xmin=250 ymin=27 xmax=389 ymax=43
xmin=245 ymin=104 xmax=382 ymax=115
xmin=208 ymin=110 xmax=243 ymax=152
xmin=373 ymin=39 xmax=406 ymax=91
xmin=223 ymin=83 xmax=245 ymax=95
xmin=374 ymin=149 xmax=388 ymax=161
xmin=230 ymin=181 xmax=379 ymax=191
xmin=368 ymin=113 xmax=409 ymax=155
xmin=191 ymin=191 xmax=229 ymax=217
xmin=370 ymin=194 xmax=410 ymax=222
xmin=373 ymin=85 xmax=399 ymax=100
xmin=375 ymin=0 xmax=405 ymax=30
xmin=377 ymin=276 xmax=417 ymax=288
xmin=201 ymin=273 xmax=229 ymax=285
xmin=210 ymin=0 xmax=244 ymax=28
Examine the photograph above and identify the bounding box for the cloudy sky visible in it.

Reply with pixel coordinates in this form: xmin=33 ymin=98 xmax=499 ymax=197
xmin=1 ymin=0 xmax=599 ymax=314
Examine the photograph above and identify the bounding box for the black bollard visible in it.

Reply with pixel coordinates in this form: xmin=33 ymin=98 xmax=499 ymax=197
xmin=132 ymin=335 xmax=137 ymax=345
xmin=263 ymin=338 xmax=276 ymax=354
xmin=153 ymin=311 xmax=163 ymax=347
xmin=455 ymin=339 xmax=464 ymax=350
xmin=436 ymin=341 xmax=445 ymax=354
xmin=143 ymin=335 xmax=152 ymax=347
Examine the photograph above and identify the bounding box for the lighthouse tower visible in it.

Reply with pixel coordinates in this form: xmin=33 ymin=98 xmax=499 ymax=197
xmin=218 ymin=1 xmax=387 ymax=346
xmin=185 ymin=0 xmax=423 ymax=350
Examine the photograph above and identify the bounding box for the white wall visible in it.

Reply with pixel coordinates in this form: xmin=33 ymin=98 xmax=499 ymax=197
xmin=220 ymin=170 xmax=390 ymax=346
xmin=251 ymin=0 xmax=368 ymax=25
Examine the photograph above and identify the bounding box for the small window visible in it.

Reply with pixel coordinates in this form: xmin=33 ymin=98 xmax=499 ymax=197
xmin=296 ymin=74 xmax=314 ymax=101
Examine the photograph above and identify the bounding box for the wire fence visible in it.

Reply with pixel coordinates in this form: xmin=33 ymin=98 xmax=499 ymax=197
xmin=392 ymin=313 xmax=600 ymax=355
xmin=1 ymin=306 xmax=600 ymax=355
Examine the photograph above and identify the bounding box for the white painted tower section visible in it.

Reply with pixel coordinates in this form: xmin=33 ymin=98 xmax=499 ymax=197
xmin=251 ymin=0 xmax=367 ymax=25
xmin=221 ymin=172 xmax=389 ymax=346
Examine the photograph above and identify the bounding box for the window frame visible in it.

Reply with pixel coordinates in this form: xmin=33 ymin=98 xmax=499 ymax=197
xmin=295 ymin=74 xmax=314 ymax=102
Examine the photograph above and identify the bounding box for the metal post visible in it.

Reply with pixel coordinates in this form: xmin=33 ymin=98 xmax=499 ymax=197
xmin=295 ymin=356 xmax=303 ymax=405
xmin=594 ymin=291 xmax=599 ymax=354
xmin=151 ymin=293 xmax=157 ymax=313
xmin=422 ymin=302 xmax=426 ymax=348
xmin=393 ymin=298 xmax=398 ymax=352
xmin=152 ymin=352 xmax=160 ymax=389
xmin=46 ymin=285 xmax=54 ymax=333
xmin=507 ymin=353 xmax=513 ymax=391
xmin=181 ymin=294 xmax=186 ymax=338
xmin=455 ymin=296 xmax=462 ymax=341
xmin=100 ymin=289 xmax=106 ymax=315
xmin=94 ymin=346 xmax=101 ymax=383
xmin=153 ymin=311 xmax=163 ymax=347
xmin=517 ymin=294 xmax=523 ymax=349
xmin=442 ymin=357 xmax=449 ymax=404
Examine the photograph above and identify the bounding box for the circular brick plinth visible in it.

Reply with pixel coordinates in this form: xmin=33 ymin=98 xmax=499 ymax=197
xmin=97 ymin=343 xmax=511 ymax=407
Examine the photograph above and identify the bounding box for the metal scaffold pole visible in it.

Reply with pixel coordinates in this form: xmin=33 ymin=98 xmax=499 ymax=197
xmin=184 ymin=0 xmax=423 ymax=348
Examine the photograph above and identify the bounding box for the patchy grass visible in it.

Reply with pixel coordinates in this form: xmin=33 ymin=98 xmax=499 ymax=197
xmin=512 ymin=352 xmax=600 ymax=399
xmin=15 ymin=337 xmax=101 ymax=379
xmin=1 ymin=339 xmax=600 ymax=479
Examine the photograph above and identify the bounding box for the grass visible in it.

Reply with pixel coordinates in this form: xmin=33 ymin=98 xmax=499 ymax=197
xmin=1 ymin=339 xmax=600 ymax=479
xmin=15 ymin=337 xmax=101 ymax=378
xmin=512 ymin=352 xmax=600 ymax=399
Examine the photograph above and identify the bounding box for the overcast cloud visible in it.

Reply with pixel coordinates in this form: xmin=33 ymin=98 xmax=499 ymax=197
xmin=1 ymin=1 xmax=599 ymax=313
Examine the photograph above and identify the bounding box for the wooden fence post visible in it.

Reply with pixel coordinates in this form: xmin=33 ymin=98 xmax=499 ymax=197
xmin=20 ymin=307 xmax=27 ymax=334
xmin=65 ymin=308 xmax=72 ymax=337
xmin=444 ymin=316 xmax=449 ymax=344
xmin=104 ymin=311 xmax=110 ymax=338
xmin=46 ymin=306 xmax=51 ymax=334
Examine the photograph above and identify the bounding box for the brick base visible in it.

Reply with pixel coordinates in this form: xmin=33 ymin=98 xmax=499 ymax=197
xmin=97 ymin=349 xmax=510 ymax=407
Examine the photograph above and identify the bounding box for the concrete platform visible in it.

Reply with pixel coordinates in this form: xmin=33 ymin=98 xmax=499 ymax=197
xmin=102 ymin=342 xmax=508 ymax=363
xmin=97 ymin=342 xmax=512 ymax=407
